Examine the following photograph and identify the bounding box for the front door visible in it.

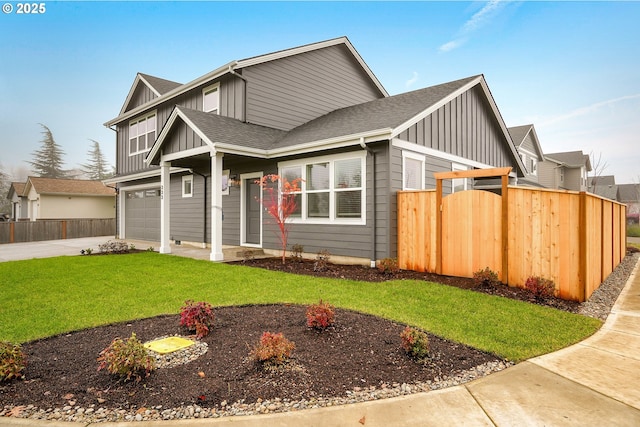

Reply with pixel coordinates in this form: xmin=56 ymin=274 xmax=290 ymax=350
xmin=242 ymin=173 xmax=262 ymax=246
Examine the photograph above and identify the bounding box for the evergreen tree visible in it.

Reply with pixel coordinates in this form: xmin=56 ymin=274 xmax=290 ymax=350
xmin=0 ymin=164 xmax=11 ymax=215
xmin=28 ymin=124 xmax=67 ymax=178
xmin=82 ymin=139 xmax=112 ymax=180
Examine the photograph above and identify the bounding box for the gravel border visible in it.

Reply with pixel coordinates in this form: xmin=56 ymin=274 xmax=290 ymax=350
xmin=3 ymin=252 xmax=638 ymax=423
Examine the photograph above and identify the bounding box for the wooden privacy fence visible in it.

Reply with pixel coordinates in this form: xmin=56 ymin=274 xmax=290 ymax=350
xmin=397 ymin=168 xmax=627 ymax=302
xmin=0 ymin=219 xmax=115 ymax=244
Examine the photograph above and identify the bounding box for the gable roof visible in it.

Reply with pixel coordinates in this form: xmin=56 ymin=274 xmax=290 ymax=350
xmin=7 ymin=182 xmax=26 ymax=198
xmin=147 ymin=75 xmax=526 ymax=177
xmin=545 ymin=151 xmax=592 ymax=171
xmin=508 ymin=124 xmax=545 ymax=158
xmin=24 ymin=177 xmax=116 ymax=197
xmin=119 ymin=73 xmax=183 ymax=115
xmin=107 ymin=36 xmax=387 ymax=127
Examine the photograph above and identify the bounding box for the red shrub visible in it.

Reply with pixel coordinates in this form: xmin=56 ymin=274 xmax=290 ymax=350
xmin=306 ymin=300 xmax=336 ymax=330
xmin=180 ymin=300 xmax=215 ymax=339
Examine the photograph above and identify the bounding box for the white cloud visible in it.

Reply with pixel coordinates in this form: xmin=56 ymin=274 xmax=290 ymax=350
xmin=439 ymin=0 xmax=509 ymax=53
xmin=538 ymin=94 xmax=640 ymax=127
xmin=405 ymin=71 xmax=419 ymax=88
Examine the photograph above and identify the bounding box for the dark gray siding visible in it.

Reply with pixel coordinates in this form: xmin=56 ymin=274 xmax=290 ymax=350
xmin=170 ymin=173 xmax=207 ymax=244
xmin=242 ymin=44 xmax=383 ymax=131
xmin=116 ymin=75 xmax=245 ymax=176
xmin=125 ymin=84 xmax=157 ymax=112
xmin=163 ymin=120 xmax=207 ymax=155
xmin=397 ymin=86 xmax=514 ymax=169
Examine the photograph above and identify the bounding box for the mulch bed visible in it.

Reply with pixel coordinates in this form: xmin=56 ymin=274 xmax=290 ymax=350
xmin=1 ymin=255 xmax=585 ymax=412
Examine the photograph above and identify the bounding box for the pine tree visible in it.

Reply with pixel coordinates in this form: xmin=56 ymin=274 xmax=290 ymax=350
xmin=28 ymin=124 xmax=67 ymax=178
xmin=82 ymin=139 xmax=112 ymax=180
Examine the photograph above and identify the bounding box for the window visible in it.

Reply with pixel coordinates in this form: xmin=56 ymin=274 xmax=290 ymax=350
xmin=402 ymin=151 xmax=425 ymax=190
xmin=129 ymin=112 xmax=156 ymax=155
xmin=203 ymin=84 xmax=219 ymax=114
xmin=452 ymin=163 xmax=469 ymax=193
xmin=182 ymin=175 xmax=193 ymax=198
xmin=278 ymin=153 xmax=365 ymax=223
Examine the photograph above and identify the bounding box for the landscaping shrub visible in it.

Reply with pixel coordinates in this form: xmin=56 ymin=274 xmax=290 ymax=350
xmin=0 ymin=341 xmax=26 ymax=382
xmin=250 ymin=332 xmax=295 ymax=366
xmin=290 ymin=243 xmax=304 ymax=262
xmin=306 ymin=300 xmax=335 ymax=330
xmin=314 ymin=249 xmax=331 ymax=272
xmin=377 ymin=257 xmax=399 ymax=275
xmin=473 ymin=267 xmax=500 ymax=287
xmin=180 ymin=300 xmax=215 ymax=339
xmin=97 ymin=333 xmax=155 ymax=382
xmin=525 ymin=276 xmax=556 ymax=300
xmin=98 ymin=240 xmax=131 ymax=254
xmin=400 ymin=326 xmax=430 ymax=361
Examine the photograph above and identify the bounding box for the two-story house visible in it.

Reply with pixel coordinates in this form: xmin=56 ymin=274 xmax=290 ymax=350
xmin=104 ymin=37 xmax=525 ymax=265
xmin=508 ymin=124 xmax=545 ymax=188
xmin=538 ymin=150 xmax=592 ymax=191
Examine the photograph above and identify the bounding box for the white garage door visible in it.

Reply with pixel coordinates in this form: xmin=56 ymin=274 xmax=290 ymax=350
xmin=124 ymin=188 xmax=161 ymax=241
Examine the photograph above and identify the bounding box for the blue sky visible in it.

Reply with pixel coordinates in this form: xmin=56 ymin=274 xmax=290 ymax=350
xmin=1 ymin=1 xmax=639 ymax=183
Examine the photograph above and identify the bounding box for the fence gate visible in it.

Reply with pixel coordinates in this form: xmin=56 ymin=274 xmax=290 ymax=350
xmin=435 ymin=167 xmax=510 ymax=282
xmin=441 ymin=190 xmax=503 ymax=278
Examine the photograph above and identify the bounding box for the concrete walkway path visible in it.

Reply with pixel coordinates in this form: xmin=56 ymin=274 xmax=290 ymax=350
xmin=1 ymin=240 xmax=640 ymax=426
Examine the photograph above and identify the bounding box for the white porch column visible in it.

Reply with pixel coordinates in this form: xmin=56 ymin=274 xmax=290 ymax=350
xmin=159 ymin=161 xmax=171 ymax=254
xmin=210 ymin=151 xmax=224 ymax=261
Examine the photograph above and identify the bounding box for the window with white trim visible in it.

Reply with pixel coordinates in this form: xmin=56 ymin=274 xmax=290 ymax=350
xmin=402 ymin=151 xmax=425 ymax=190
xmin=129 ymin=112 xmax=156 ymax=155
xmin=452 ymin=163 xmax=469 ymax=193
xmin=182 ymin=175 xmax=193 ymax=198
xmin=278 ymin=153 xmax=365 ymax=223
xmin=203 ymin=84 xmax=219 ymax=114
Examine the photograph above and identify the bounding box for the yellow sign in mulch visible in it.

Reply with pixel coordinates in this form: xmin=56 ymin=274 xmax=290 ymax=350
xmin=144 ymin=336 xmax=195 ymax=354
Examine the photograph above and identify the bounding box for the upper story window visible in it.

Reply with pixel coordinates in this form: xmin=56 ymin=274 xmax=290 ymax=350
xmin=402 ymin=151 xmax=425 ymax=190
xmin=278 ymin=152 xmax=366 ymax=224
xmin=203 ymin=84 xmax=220 ymax=114
xmin=129 ymin=112 xmax=156 ymax=156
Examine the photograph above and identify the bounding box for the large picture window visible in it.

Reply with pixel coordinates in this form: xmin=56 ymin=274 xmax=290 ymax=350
xmin=278 ymin=153 xmax=365 ymax=224
xmin=129 ymin=112 xmax=156 ymax=155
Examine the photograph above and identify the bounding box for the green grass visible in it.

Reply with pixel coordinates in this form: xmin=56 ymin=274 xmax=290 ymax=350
xmin=0 ymin=253 xmax=601 ymax=362
xmin=628 ymin=224 xmax=640 ymax=238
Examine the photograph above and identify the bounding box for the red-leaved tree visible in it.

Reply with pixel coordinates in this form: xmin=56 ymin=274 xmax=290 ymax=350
xmin=256 ymin=174 xmax=302 ymax=264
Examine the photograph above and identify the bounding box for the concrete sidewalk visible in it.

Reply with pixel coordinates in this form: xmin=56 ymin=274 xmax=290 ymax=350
xmin=1 ymin=241 xmax=640 ymax=426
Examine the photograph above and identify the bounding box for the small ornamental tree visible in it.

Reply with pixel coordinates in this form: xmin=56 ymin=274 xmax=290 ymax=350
xmin=256 ymin=174 xmax=303 ymax=264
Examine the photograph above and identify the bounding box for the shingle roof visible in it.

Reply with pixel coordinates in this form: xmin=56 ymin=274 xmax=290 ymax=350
xmin=508 ymin=125 xmax=532 ymax=146
xmin=177 ymin=107 xmax=287 ymax=150
xmin=618 ymin=184 xmax=640 ymax=203
xmin=589 ymin=175 xmax=616 ymax=186
xmin=545 ymin=151 xmax=591 ymax=169
xmin=272 ymin=75 xmax=480 ymax=149
xmin=591 ymin=184 xmax=618 ymax=200
xmin=139 ymin=73 xmax=182 ymax=95
xmin=26 ymin=177 xmax=115 ymax=196
xmin=10 ymin=182 xmax=26 ymax=197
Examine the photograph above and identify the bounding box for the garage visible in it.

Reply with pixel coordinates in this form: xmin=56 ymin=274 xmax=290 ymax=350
xmin=124 ymin=188 xmax=161 ymax=241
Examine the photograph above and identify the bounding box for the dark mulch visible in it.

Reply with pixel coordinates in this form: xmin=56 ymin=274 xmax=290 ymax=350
xmin=1 ymin=256 xmax=579 ymax=411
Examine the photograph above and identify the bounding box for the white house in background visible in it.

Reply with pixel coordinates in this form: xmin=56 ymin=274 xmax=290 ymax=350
xmin=538 ymin=150 xmax=592 ymax=191
xmin=22 ymin=177 xmax=116 ymax=221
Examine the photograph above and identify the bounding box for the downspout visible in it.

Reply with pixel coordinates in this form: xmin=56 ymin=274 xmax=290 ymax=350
xmin=228 ymin=64 xmax=248 ymax=123
xmin=360 ymin=137 xmax=376 ymax=268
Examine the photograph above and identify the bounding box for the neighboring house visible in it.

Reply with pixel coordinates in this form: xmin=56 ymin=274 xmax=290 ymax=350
xmin=618 ymin=183 xmax=640 ymax=224
xmin=538 ymin=150 xmax=592 ymax=191
xmin=508 ymin=124 xmax=545 ymax=187
xmin=7 ymin=182 xmax=28 ymax=221
xmin=588 ymin=175 xmax=619 ymax=200
xmin=22 ymin=177 xmax=116 ymax=221
xmin=104 ymin=36 xmax=526 ymax=264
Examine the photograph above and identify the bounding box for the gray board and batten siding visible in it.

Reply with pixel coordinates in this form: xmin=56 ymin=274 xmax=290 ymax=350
xmin=395 ymin=85 xmax=515 ymax=170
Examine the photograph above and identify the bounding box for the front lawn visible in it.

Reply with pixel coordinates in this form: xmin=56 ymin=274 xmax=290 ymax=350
xmin=0 ymin=252 xmax=601 ymax=361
